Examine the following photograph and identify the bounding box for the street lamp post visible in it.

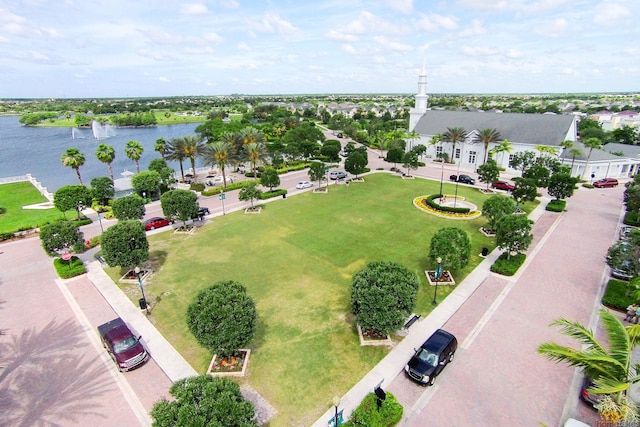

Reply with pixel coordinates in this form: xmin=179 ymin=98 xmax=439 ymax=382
xmin=332 ymin=396 xmax=341 ymax=427
xmin=438 ymin=158 xmax=444 ymax=197
xmin=432 ymin=257 xmax=442 ymax=306
xmin=134 ymin=266 xmax=150 ymax=315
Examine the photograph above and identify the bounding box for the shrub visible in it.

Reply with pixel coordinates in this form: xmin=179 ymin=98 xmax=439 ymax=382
xmin=275 ymin=162 xmax=311 ymax=174
xmin=0 ymin=206 xmax=6 ymax=214
xmin=582 ymin=183 xmax=595 ymax=189
xmin=190 ymin=183 xmax=205 ymax=192
xmin=53 ymin=256 xmax=86 ymax=279
xmin=0 ymin=232 xmax=14 ymax=241
xmin=426 ymin=194 xmax=471 ymax=214
xmin=602 ymin=279 xmax=636 ymax=311
xmin=259 ymin=189 xmax=287 ymax=199
xmin=624 ymin=211 xmax=640 ymax=227
xmin=490 ymin=252 xmax=526 ymax=276
xmin=201 ymin=181 xmax=251 ymax=196
xmin=545 ymin=199 xmax=566 ymax=212
xmin=343 ymin=392 xmax=403 ymax=427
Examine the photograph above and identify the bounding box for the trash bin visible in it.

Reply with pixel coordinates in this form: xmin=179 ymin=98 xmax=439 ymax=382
xmin=481 ymin=247 xmax=489 ymax=256
xmin=139 ymin=298 xmax=147 ymax=310
xmin=282 ymin=193 xmax=287 ymax=199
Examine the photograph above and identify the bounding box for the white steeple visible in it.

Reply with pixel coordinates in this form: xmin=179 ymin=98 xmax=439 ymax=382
xmin=409 ymin=57 xmax=429 ymax=131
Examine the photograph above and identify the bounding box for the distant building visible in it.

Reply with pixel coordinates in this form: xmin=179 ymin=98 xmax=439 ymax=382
xmin=408 ymin=61 xmax=640 ymax=179
xmin=589 ymin=110 xmax=640 ymax=131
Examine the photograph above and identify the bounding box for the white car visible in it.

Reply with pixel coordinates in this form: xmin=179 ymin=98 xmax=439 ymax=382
xmin=296 ymin=181 xmax=313 ymax=189
xmin=205 ymin=176 xmax=232 ymax=186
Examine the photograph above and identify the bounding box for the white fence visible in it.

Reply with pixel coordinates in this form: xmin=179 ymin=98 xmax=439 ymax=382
xmin=0 ymin=174 xmax=54 ymax=202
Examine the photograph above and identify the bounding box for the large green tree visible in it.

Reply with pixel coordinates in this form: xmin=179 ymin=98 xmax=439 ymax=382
xmin=39 ymin=221 xmax=85 ymax=256
xmin=244 ymin=142 xmax=267 ymax=181
xmin=624 ymin=175 xmax=640 ymax=214
xmin=386 ymin=146 xmax=404 ymax=170
xmin=61 ymin=148 xmax=86 ymax=185
xmin=160 ymin=189 xmax=198 ymax=226
xmin=90 ymin=176 xmax=115 ymax=206
xmin=238 ymin=182 xmax=262 ymax=209
xmin=53 ymin=185 xmax=92 ymax=219
xmin=202 ymin=140 xmax=234 ymax=189
xmin=401 ymin=151 xmax=419 ymax=177
xmin=495 ymin=214 xmax=533 ymax=259
xmin=350 ymin=261 xmax=419 ymax=335
xmin=308 ymin=161 xmax=326 ymax=188
xmin=186 ymin=280 xmax=257 ymax=357
xmin=101 ymin=220 xmax=149 ymax=268
xmin=181 ymin=135 xmax=207 ymax=181
xmin=151 ymin=375 xmax=257 ymax=427
xmin=511 ymin=177 xmax=538 ymax=209
xmin=547 ymin=172 xmax=578 ymax=200
xmin=259 ymin=166 xmax=280 ymax=191
xmin=345 ymin=150 xmax=368 ymax=179
xmin=482 ymin=195 xmax=516 ymax=232
xmin=428 ymin=227 xmax=471 ymax=271
xmin=95 ymin=144 xmax=116 ymax=182
xmin=478 ymin=128 xmax=501 ymax=164
xmin=538 ymin=309 xmax=640 ymax=422
xmin=131 ymin=171 xmax=161 ymax=199
xmin=442 ymin=127 xmax=466 ymax=163
xmin=112 ymin=194 xmax=145 ymax=220
xmin=167 ymin=137 xmax=187 ymax=182
xmin=477 ymin=159 xmax=500 ymax=190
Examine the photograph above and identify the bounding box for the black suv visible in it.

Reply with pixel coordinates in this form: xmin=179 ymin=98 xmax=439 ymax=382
xmin=450 ymin=174 xmax=475 ymax=185
xmin=405 ymin=329 xmax=457 ymax=386
xmin=191 ymin=206 xmax=210 ymax=220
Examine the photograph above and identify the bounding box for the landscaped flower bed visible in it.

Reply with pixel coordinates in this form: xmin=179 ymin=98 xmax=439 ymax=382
xmin=356 ymin=325 xmax=393 ymax=347
xmin=413 ymin=196 xmax=482 ymax=220
xmin=208 ymin=349 xmax=250 ymax=377
xmin=425 ymin=270 xmax=456 ymax=286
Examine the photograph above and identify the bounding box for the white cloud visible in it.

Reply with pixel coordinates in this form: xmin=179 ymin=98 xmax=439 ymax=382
xmin=374 ymin=36 xmax=413 ymax=53
xmin=416 ymin=13 xmax=459 ymax=32
xmin=184 ymin=46 xmax=214 ymax=54
xmin=158 ymin=76 xmax=170 ymax=82
xmin=535 ymin=18 xmax=568 ymax=37
xmin=237 ymin=42 xmax=251 ymax=51
xmin=180 ymin=3 xmax=208 ymax=15
xmin=203 ymin=32 xmax=224 ymax=43
xmin=593 ymin=1 xmax=631 ymax=26
xmin=460 ymin=45 xmax=500 ymax=57
xmin=459 ymin=19 xmax=486 ymax=37
xmin=386 ymin=0 xmax=413 ymax=14
xmin=342 ymin=44 xmax=358 ymax=55
xmin=326 ymin=29 xmax=358 ymax=43
xmin=253 ymin=12 xmax=301 ymax=35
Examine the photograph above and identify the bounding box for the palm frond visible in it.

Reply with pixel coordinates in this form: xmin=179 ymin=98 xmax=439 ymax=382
xmin=549 ymin=317 xmax=607 ymax=354
xmin=599 ymin=309 xmax=631 ymax=365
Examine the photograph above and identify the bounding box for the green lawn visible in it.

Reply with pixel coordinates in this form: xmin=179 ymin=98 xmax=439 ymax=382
xmin=109 ymin=173 xmax=536 ymax=426
xmin=0 ymin=181 xmax=71 ymax=234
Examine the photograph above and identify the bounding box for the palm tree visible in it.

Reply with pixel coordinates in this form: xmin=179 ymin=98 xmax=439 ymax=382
xmin=95 ymin=143 xmax=116 ymax=181
xmin=478 ymin=128 xmax=501 ymax=164
xmin=492 ymin=139 xmax=513 ymax=168
xmin=405 ymin=129 xmax=420 ymax=152
xmin=154 ymin=138 xmax=168 ymax=159
xmin=581 ymin=137 xmax=603 ymax=180
xmin=203 ymin=141 xmax=233 ymax=188
xmin=239 ymin=127 xmax=264 ymax=146
xmin=536 ymin=144 xmax=560 ymax=158
xmin=429 ymin=133 xmax=443 ymax=160
xmin=244 ymin=142 xmax=267 ymax=182
xmin=181 ymin=135 xmax=207 ymax=182
xmin=538 ymin=309 xmax=640 ymax=422
xmin=442 ymin=127 xmax=467 ymax=163
xmin=569 ymin=147 xmax=584 ymax=174
xmin=167 ymin=137 xmax=187 ymax=182
xmin=559 ymin=140 xmax=574 ymax=161
xmin=61 ymin=148 xmax=85 ymax=185
xmin=125 ymin=140 xmax=144 ymax=173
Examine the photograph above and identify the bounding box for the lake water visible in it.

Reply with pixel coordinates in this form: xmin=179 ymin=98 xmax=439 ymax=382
xmin=0 ymin=115 xmax=202 ymax=192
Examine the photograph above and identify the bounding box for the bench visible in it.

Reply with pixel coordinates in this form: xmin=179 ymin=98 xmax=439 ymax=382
xmin=403 ymin=314 xmax=421 ymax=329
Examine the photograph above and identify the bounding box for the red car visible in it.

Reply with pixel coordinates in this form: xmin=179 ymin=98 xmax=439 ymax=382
xmin=491 ymin=180 xmax=515 ymax=191
xmin=593 ymin=178 xmax=618 ymax=188
xmin=144 ymin=217 xmax=172 ymax=231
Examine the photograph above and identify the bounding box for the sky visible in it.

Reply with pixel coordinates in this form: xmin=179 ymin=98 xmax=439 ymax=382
xmin=1 ymin=0 xmax=639 ymax=98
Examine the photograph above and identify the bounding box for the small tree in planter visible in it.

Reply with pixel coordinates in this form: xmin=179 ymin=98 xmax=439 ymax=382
xmin=151 ymin=375 xmax=257 ymax=427
xmin=308 ymin=161 xmax=326 ymax=189
xmin=350 ymin=261 xmax=419 ymax=336
xmin=345 ymin=149 xmax=368 ymax=179
xmin=429 ymin=227 xmax=471 ymax=274
xmin=186 ymin=280 xmax=257 ymax=366
xmin=511 ymin=177 xmax=537 ymax=211
xmin=482 ymin=195 xmax=516 ymax=234
xmin=401 ymin=151 xmax=419 ymax=177
xmin=101 ymin=220 xmax=149 ymax=269
xmin=495 ymin=214 xmax=533 ymax=260
xmin=477 ymin=160 xmax=500 ymax=191
xmin=161 ymin=189 xmax=198 ymax=228
xmin=239 ymin=182 xmax=262 ymax=210
xmin=547 ymin=172 xmax=578 ymax=201
xmin=386 ymin=146 xmax=404 ymax=171
xmin=259 ymin=166 xmax=280 ymax=192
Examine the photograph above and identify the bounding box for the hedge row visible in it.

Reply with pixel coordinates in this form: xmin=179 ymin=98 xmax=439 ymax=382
xmin=425 ymin=194 xmax=471 ymax=214
xmin=490 ymin=252 xmax=526 ymax=276
xmin=54 ymin=256 xmax=87 ymax=279
xmin=259 ymin=189 xmax=288 ymax=200
xmin=545 ymin=199 xmax=566 ymax=212
xmin=625 ymin=211 xmax=640 ymax=227
xmin=602 ymin=278 xmax=635 ymax=312
xmin=201 ymin=181 xmax=252 ymax=196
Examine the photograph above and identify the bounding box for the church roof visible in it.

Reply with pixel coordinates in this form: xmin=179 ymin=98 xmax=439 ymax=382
xmin=414 ymin=110 xmax=576 ymax=147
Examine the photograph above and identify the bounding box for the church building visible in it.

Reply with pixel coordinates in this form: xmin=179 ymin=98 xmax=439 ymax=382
xmin=408 ymin=62 xmax=639 ymax=180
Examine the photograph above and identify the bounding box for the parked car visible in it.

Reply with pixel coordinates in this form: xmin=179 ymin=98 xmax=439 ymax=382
xmin=593 ymin=178 xmax=619 ymax=188
xmin=620 ymin=226 xmax=636 ymax=240
xmin=337 ymin=133 xmax=344 ymax=138
xmin=491 ymin=180 xmax=515 ymax=191
xmin=296 ymin=181 xmax=313 ymax=189
xmin=205 ymin=175 xmax=231 ymax=186
xmin=98 ymin=318 xmax=149 ymax=372
xmin=450 ymin=174 xmax=475 ymax=185
xmin=144 ymin=217 xmax=172 ymax=231
xmin=404 ymin=329 xmax=457 ymax=386
xmin=580 ymin=377 xmax=603 ymax=408
xmin=329 ymin=170 xmax=347 ymax=180
xmin=611 ymin=260 xmax=634 ymax=280
xmin=191 ymin=206 xmax=210 ymax=220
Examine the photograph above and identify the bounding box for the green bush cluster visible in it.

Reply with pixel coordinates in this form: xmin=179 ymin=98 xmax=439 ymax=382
xmin=190 ymin=183 xmax=205 ymax=192
xmin=602 ymin=279 xmax=636 ymax=311
xmin=201 ymin=181 xmax=251 ymax=196
xmin=426 ymin=194 xmax=471 ymax=214
xmin=276 ymin=162 xmax=311 ymax=174
xmin=0 ymin=206 xmax=6 ymax=214
xmin=0 ymin=232 xmax=14 ymax=241
xmin=545 ymin=199 xmax=566 ymax=212
xmin=343 ymin=392 xmax=403 ymax=427
xmin=259 ymin=189 xmax=287 ymax=199
xmin=490 ymin=252 xmax=526 ymax=276
xmin=582 ymin=183 xmax=595 ymax=189
xmin=624 ymin=211 xmax=640 ymax=227
xmin=53 ymin=256 xmax=86 ymax=279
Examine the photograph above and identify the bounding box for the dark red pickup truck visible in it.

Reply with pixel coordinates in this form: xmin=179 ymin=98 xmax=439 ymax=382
xmin=98 ymin=318 xmax=149 ymax=372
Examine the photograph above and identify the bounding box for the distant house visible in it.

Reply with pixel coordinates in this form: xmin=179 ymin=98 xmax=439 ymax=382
xmin=408 ymin=61 xmax=640 ymax=179
xmin=589 ymin=110 xmax=640 ymax=131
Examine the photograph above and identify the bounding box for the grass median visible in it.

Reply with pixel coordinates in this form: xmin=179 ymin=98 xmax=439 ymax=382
xmin=110 ymin=173 xmax=535 ymax=426
xmin=0 ymin=181 xmax=71 ymax=234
